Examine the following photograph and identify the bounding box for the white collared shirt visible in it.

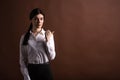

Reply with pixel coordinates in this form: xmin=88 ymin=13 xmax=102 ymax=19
xmin=19 ymin=29 xmax=56 ymax=80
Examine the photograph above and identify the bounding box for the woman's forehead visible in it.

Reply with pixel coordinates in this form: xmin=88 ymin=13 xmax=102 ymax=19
xmin=35 ymin=14 xmax=44 ymax=18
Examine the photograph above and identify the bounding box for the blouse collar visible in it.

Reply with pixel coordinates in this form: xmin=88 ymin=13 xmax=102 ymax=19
xmin=30 ymin=28 xmax=45 ymax=35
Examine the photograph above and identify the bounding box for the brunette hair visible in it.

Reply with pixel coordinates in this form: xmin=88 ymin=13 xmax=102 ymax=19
xmin=22 ymin=8 xmax=45 ymax=45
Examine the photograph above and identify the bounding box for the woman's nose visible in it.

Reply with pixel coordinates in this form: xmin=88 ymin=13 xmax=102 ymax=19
xmin=38 ymin=19 xmax=42 ymax=23
xmin=38 ymin=19 xmax=40 ymax=22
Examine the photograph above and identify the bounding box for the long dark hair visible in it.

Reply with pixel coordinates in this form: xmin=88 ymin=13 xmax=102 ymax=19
xmin=22 ymin=8 xmax=45 ymax=45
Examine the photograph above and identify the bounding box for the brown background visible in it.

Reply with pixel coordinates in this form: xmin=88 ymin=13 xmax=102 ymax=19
xmin=0 ymin=0 xmax=120 ymax=80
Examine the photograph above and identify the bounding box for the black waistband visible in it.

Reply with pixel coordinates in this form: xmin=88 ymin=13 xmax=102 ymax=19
xmin=28 ymin=62 xmax=49 ymax=65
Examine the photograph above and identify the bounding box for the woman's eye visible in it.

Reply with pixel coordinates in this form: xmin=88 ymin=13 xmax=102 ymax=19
xmin=41 ymin=18 xmax=43 ymax=20
xmin=34 ymin=18 xmax=38 ymax=20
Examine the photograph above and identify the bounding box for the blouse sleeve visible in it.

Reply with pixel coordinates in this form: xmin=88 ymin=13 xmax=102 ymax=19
xmin=46 ymin=34 xmax=56 ymax=60
xmin=19 ymin=35 xmax=31 ymax=80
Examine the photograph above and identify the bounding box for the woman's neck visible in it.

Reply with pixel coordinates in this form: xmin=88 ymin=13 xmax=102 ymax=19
xmin=32 ymin=28 xmax=42 ymax=36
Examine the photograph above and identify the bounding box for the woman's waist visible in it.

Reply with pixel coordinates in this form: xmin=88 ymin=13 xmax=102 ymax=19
xmin=28 ymin=58 xmax=49 ymax=64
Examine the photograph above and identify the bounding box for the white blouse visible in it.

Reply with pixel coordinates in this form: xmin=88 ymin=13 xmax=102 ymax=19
xmin=19 ymin=29 xmax=56 ymax=80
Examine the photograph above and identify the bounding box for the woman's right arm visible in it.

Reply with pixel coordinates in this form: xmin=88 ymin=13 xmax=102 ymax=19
xmin=19 ymin=35 xmax=31 ymax=80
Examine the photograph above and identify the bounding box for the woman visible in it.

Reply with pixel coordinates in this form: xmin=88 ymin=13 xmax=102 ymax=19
xmin=19 ymin=8 xmax=56 ymax=80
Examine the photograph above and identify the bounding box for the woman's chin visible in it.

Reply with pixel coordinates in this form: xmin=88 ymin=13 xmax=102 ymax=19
xmin=36 ymin=25 xmax=42 ymax=28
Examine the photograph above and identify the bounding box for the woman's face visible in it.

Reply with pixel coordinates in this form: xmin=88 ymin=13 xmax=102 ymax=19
xmin=31 ymin=13 xmax=44 ymax=29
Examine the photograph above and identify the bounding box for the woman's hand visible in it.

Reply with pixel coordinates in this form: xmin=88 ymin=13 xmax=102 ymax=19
xmin=45 ymin=30 xmax=54 ymax=42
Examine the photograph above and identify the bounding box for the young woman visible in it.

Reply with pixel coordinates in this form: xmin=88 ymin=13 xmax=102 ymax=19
xmin=19 ymin=8 xmax=56 ymax=80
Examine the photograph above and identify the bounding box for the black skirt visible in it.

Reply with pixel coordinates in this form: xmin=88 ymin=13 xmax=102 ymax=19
xmin=27 ymin=63 xmax=53 ymax=80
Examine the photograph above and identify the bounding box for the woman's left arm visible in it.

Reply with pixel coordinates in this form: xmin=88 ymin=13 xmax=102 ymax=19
xmin=45 ymin=30 xmax=56 ymax=60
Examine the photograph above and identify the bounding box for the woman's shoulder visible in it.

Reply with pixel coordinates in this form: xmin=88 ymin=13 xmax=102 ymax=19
xmin=20 ymin=33 xmax=26 ymax=39
xmin=19 ymin=33 xmax=27 ymax=43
